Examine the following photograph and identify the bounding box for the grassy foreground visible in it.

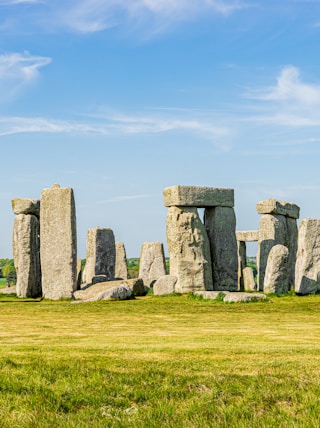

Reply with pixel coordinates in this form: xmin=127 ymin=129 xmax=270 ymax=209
xmin=0 ymin=294 xmax=320 ymax=427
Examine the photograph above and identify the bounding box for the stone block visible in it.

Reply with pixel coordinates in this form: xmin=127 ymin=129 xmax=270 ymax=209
xmin=167 ymin=206 xmax=213 ymax=293
xmin=115 ymin=242 xmax=128 ymax=279
xmin=236 ymin=230 xmax=258 ymax=242
xmin=204 ymin=206 xmax=238 ymax=291
xmin=153 ymin=275 xmax=177 ymax=295
xmin=243 ymin=267 xmax=256 ymax=291
xmin=40 ymin=184 xmax=77 ymax=299
xmin=264 ymin=244 xmax=290 ymax=294
xmin=12 ymin=198 xmax=40 ymax=217
xmin=256 ymin=198 xmax=300 ymax=219
xmin=163 ymin=185 xmax=234 ymax=208
xmin=295 ymin=219 xmax=320 ymax=295
xmin=139 ymin=242 xmax=166 ymax=287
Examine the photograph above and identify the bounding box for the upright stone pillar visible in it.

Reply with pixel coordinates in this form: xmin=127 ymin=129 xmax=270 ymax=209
xmin=295 ymin=219 xmax=320 ymax=295
xmin=40 ymin=184 xmax=77 ymax=299
xmin=82 ymin=227 xmax=115 ymax=284
xmin=236 ymin=230 xmax=258 ymax=291
xmin=204 ymin=206 xmax=238 ymax=291
xmin=12 ymin=200 xmax=41 ymax=298
xmin=256 ymin=199 xmax=299 ymax=292
xmin=264 ymin=244 xmax=290 ymax=294
xmin=139 ymin=242 xmax=166 ymax=287
xmin=115 ymin=242 xmax=128 ymax=279
xmin=166 ymin=206 xmax=213 ymax=293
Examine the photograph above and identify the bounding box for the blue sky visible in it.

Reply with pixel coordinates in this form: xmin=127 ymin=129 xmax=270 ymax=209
xmin=1 ymin=0 xmax=320 ymax=258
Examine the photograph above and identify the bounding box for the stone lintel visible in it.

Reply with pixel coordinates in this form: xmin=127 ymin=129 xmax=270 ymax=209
xmin=12 ymin=198 xmax=40 ymax=216
xmin=256 ymin=198 xmax=300 ymax=219
xmin=236 ymin=230 xmax=258 ymax=242
xmin=163 ymin=185 xmax=234 ymax=207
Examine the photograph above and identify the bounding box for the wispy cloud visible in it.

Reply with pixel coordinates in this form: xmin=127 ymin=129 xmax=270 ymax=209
xmin=0 ymin=51 xmax=51 ymax=100
xmin=0 ymin=0 xmax=250 ymax=35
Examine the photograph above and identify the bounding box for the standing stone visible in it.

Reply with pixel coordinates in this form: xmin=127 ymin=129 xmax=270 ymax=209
xmin=264 ymin=244 xmax=290 ymax=294
xmin=167 ymin=206 xmax=213 ymax=293
xmin=257 ymin=214 xmax=287 ymax=291
xmin=204 ymin=207 xmax=238 ymax=291
xmin=237 ymin=241 xmax=247 ymax=291
xmin=139 ymin=242 xmax=166 ymax=287
xmin=77 ymin=258 xmax=82 ymax=290
xmin=286 ymin=217 xmax=298 ymax=288
xmin=115 ymin=242 xmax=128 ymax=279
xmin=243 ymin=267 xmax=256 ymax=291
xmin=82 ymin=227 xmax=115 ymax=284
xmin=12 ymin=214 xmax=41 ymax=298
xmin=40 ymin=184 xmax=77 ymax=299
xmin=295 ymin=219 xmax=320 ymax=295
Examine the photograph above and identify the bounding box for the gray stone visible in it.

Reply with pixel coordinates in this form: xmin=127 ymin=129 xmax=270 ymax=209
xmin=82 ymin=227 xmax=115 ymax=284
xmin=115 ymin=242 xmax=128 ymax=280
xmin=12 ymin=214 xmax=41 ymax=298
xmin=163 ymin=185 xmax=234 ymax=208
xmin=223 ymin=292 xmax=267 ymax=303
xmin=77 ymin=258 xmax=82 ymax=290
xmin=40 ymin=184 xmax=77 ymax=300
xmin=138 ymin=242 xmax=166 ymax=287
xmin=295 ymin=219 xmax=320 ymax=295
xmin=236 ymin=230 xmax=258 ymax=242
xmin=256 ymin=198 xmax=300 ymax=219
xmin=0 ymin=285 xmax=16 ymax=294
xmin=204 ymin=206 xmax=238 ymax=291
xmin=166 ymin=206 xmax=213 ymax=293
xmin=193 ymin=290 xmax=226 ymax=300
xmin=286 ymin=217 xmax=298 ymax=288
xmin=257 ymin=214 xmax=287 ymax=291
xmin=264 ymin=244 xmax=290 ymax=294
xmin=11 ymin=198 xmax=40 ymax=217
xmin=237 ymin=241 xmax=247 ymax=291
xmin=72 ymin=284 xmax=132 ymax=303
xmin=153 ymin=275 xmax=177 ymax=295
xmin=92 ymin=275 xmax=109 ymax=284
xmin=73 ymin=278 xmax=142 ymax=300
xmin=242 ymin=267 xmax=256 ymax=291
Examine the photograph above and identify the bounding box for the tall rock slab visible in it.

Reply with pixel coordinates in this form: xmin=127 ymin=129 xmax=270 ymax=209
xmin=263 ymin=244 xmax=290 ymax=294
xmin=12 ymin=214 xmax=41 ymax=298
xmin=139 ymin=242 xmax=166 ymax=287
xmin=167 ymin=206 xmax=213 ymax=293
xmin=295 ymin=219 xmax=320 ymax=295
xmin=40 ymin=184 xmax=77 ymax=299
xmin=115 ymin=242 xmax=128 ymax=279
xmin=82 ymin=227 xmax=115 ymax=284
xmin=204 ymin=207 xmax=238 ymax=291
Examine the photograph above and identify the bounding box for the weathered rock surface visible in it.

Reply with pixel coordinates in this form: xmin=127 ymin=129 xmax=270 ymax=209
xmin=257 ymin=214 xmax=287 ymax=291
xmin=295 ymin=219 xmax=320 ymax=295
xmin=82 ymin=227 xmax=115 ymax=284
xmin=256 ymin=198 xmax=300 ymax=219
xmin=11 ymin=198 xmax=40 ymax=217
xmin=72 ymin=284 xmax=132 ymax=303
xmin=77 ymin=258 xmax=82 ymax=290
xmin=167 ymin=206 xmax=213 ymax=293
xmin=236 ymin=230 xmax=258 ymax=242
xmin=138 ymin=242 xmax=166 ymax=287
xmin=12 ymin=214 xmax=41 ymax=298
xmin=153 ymin=275 xmax=177 ymax=295
xmin=263 ymin=244 xmax=290 ymax=294
xmin=204 ymin=206 xmax=238 ymax=291
xmin=40 ymin=184 xmax=77 ymax=300
xmin=243 ymin=267 xmax=256 ymax=291
xmin=74 ymin=278 xmax=145 ymax=300
xmin=163 ymin=185 xmax=234 ymax=208
xmin=115 ymin=242 xmax=128 ymax=279
xmin=286 ymin=217 xmax=298 ymax=287
xmin=0 ymin=286 xmax=16 ymax=294
xmin=237 ymin=240 xmax=247 ymax=291
xmin=194 ymin=290 xmax=266 ymax=302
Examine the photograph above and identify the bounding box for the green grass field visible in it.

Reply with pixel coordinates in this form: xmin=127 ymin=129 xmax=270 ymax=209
xmin=0 ymin=293 xmax=319 ymax=427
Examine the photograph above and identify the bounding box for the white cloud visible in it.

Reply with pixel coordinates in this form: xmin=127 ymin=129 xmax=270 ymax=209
xmin=0 ymin=51 xmax=51 ymax=99
xmin=249 ymin=66 xmax=320 ymax=106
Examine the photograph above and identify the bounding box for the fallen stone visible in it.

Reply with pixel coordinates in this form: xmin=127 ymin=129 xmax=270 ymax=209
xmin=153 ymin=275 xmax=177 ymax=295
xmin=194 ymin=291 xmax=227 ymax=300
xmin=0 ymin=286 xmax=16 ymax=294
xmin=72 ymin=284 xmax=132 ymax=303
xmin=223 ymin=292 xmax=267 ymax=303
xmin=73 ymin=278 xmax=145 ymax=300
xmin=11 ymin=198 xmax=40 ymax=217
xmin=163 ymin=185 xmax=234 ymax=208
xmin=256 ymin=198 xmax=300 ymax=219
xmin=264 ymin=244 xmax=290 ymax=294
xmin=92 ymin=275 xmax=109 ymax=284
